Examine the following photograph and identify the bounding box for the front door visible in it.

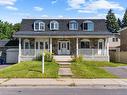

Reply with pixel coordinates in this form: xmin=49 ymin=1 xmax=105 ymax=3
xmin=58 ymin=41 xmax=70 ymax=55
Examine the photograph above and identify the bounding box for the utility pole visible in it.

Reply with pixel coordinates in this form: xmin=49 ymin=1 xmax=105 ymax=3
xmin=42 ymin=52 xmax=45 ymax=74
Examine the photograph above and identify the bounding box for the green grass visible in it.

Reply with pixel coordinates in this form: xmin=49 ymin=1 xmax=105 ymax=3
xmin=71 ymin=61 xmax=127 ymax=78
xmin=0 ymin=61 xmax=59 ymax=78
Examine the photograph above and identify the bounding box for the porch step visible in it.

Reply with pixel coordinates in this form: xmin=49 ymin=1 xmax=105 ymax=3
xmin=58 ymin=68 xmax=73 ymax=78
xmin=54 ymin=56 xmax=72 ymax=62
xmin=58 ymin=62 xmax=71 ymax=68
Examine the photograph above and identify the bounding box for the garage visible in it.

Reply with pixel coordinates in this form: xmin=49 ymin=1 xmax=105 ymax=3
xmin=6 ymin=49 xmax=19 ymax=63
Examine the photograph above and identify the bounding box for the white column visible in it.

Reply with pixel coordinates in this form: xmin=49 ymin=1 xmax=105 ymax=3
xmin=76 ymin=38 xmax=79 ymax=56
xmin=18 ymin=38 xmax=21 ymax=63
xmin=106 ymin=38 xmax=110 ymax=62
xmin=50 ymin=38 xmax=52 ymax=53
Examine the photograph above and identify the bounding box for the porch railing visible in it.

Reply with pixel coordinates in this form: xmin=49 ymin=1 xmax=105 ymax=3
xmin=78 ymin=49 xmax=108 ymax=56
xmin=21 ymin=49 xmax=49 ymax=57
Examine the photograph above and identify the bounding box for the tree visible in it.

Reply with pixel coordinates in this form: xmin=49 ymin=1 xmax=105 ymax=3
xmin=0 ymin=20 xmax=20 ymax=40
xmin=122 ymin=9 xmax=127 ymax=28
xmin=117 ymin=18 xmax=122 ymax=29
xmin=106 ymin=9 xmax=120 ymax=33
xmin=13 ymin=23 xmax=21 ymax=32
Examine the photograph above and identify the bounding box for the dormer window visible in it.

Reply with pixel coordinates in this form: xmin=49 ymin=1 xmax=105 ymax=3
xmin=50 ymin=21 xmax=59 ymax=30
xmin=69 ymin=20 xmax=78 ymax=30
xmin=83 ymin=21 xmax=94 ymax=31
xmin=34 ymin=21 xmax=45 ymax=31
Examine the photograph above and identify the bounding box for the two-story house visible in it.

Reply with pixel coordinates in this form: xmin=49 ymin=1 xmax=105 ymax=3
xmin=13 ymin=18 xmax=112 ymax=63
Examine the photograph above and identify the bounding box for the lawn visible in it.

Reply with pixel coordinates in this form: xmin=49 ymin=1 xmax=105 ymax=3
xmin=0 ymin=61 xmax=59 ymax=78
xmin=71 ymin=61 xmax=127 ymax=78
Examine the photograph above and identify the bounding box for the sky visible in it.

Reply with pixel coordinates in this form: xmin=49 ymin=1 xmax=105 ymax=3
xmin=0 ymin=0 xmax=126 ymax=24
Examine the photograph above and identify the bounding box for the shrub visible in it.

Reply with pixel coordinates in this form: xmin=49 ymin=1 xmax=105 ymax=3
xmin=72 ymin=55 xmax=84 ymax=63
xmin=36 ymin=51 xmax=54 ymax=62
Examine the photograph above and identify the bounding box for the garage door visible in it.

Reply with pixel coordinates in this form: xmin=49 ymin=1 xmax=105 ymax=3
xmin=6 ymin=49 xmax=19 ymax=63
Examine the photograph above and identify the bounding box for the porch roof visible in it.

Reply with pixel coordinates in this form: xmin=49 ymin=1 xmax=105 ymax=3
xmin=13 ymin=31 xmax=113 ymax=38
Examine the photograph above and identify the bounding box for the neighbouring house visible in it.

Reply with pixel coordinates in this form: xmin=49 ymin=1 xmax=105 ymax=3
xmin=0 ymin=39 xmax=18 ymax=63
xmin=12 ymin=18 xmax=113 ymax=63
xmin=120 ymin=27 xmax=127 ymax=51
xmin=109 ymin=33 xmax=120 ymax=51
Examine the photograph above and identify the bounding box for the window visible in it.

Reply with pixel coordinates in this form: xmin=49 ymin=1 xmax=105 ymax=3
xmin=81 ymin=40 xmax=90 ymax=48
xmin=69 ymin=21 xmax=78 ymax=30
xmin=112 ymin=37 xmax=118 ymax=42
xmin=34 ymin=21 xmax=45 ymax=31
xmin=83 ymin=21 xmax=94 ymax=31
xmin=24 ymin=39 xmax=30 ymax=49
xmin=50 ymin=21 xmax=59 ymax=30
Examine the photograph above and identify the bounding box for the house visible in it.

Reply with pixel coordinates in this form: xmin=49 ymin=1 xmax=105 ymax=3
xmin=109 ymin=33 xmax=120 ymax=51
xmin=119 ymin=27 xmax=127 ymax=51
xmin=13 ymin=18 xmax=113 ymax=63
xmin=0 ymin=39 xmax=18 ymax=63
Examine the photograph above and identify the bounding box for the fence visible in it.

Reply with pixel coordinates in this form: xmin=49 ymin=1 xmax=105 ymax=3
xmin=110 ymin=51 xmax=127 ymax=63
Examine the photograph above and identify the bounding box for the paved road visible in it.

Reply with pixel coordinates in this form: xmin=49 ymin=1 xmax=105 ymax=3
xmin=0 ymin=86 xmax=127 ymax=95
xmin=103 ymin=66 xmax=127 ymax=78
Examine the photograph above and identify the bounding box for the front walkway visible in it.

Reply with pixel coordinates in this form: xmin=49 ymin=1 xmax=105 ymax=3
xmin=103 ymin=66 xmax=127 ymax=78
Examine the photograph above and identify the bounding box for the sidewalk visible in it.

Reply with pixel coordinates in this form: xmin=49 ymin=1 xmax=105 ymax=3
xmin=0 ymin=78 xmax=127 ymax=87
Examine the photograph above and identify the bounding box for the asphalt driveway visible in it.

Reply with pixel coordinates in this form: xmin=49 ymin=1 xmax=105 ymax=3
xmin=0 ymin=65 xmax=11 ymax=69
xmin=103 ymin=66 xmax=127 ymax=78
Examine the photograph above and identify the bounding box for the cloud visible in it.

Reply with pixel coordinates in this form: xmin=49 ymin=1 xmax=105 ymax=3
xmin=51 ymin=0 xmax=58 ymax=4
xmin=67 ymin=0 xmax=124 ymax=13
xmin=34 ymin=6 xmax=43 ymax=11
xmin=0 ymin=0 xmax=17 ymax=6
xmin=6 ymin=6 xmax=18 ymax=11
xmin=67 ymin=0 xmax=85 ymax=9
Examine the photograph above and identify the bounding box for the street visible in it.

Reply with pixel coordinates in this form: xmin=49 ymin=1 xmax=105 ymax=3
xmin=0 ymin=86 xmax=127 ymax=95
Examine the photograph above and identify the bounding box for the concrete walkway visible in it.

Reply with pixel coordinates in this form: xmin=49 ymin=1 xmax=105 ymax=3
xmin=103 ymin=66 xmax=127 ymax=78
xmin=1 ymin=79 xmax=127 ymax=87
xmin=58 ymin=62 xmax=73 ymax=77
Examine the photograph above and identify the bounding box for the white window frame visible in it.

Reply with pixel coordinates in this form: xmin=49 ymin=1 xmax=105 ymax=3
xmin=50 ymin=21 xmax=59 ymax=30
xmin=34 ymin=21 xmax=45 ymax=31
xmin=83 ymin=21 xmax=94 ymax=31
xmin=81 ymin=39 xmax=90 ymax=49
xmin=69 ymin=20 xmax=78 ymax=30
xmin=23 ymin=39 xmax=30 ymax=49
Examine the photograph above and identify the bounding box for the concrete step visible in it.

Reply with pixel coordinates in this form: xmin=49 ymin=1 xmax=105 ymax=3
xmin=58 ymin=62 xmax=71 ymax=68
xmin=54 ymin=56 xmax=72 ymax=62
xmin=58 ymin=68 xmax=73 ymax=77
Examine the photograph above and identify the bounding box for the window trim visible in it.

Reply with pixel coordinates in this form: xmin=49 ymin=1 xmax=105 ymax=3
xmin=24 ymin=39 xmax=30 ymax=49
xmin=34 ymin=21 xmax=45 ymax=31
xmin=69 ymin=20 xmax=78 ymax=30
xmin=50 ymin=21 xmax=59 ymax=30
xmin=83 ymin=21 xmax=94 ymax=31
xmin=81 ymin=39 xmax=90 ymax=49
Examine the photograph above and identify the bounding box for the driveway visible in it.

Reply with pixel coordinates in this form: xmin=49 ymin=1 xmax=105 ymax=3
xmin=0 ymin=65 xmax=11 ymax=69
xmin=103 ymin=66 xmax=127 ymax=78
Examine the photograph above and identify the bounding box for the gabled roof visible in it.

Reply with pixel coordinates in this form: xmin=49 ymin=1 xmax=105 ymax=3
xmin=118 ymin=27 xmax=127 ymax=32
xmin=0 ymin=39 xmax=18 ymax=47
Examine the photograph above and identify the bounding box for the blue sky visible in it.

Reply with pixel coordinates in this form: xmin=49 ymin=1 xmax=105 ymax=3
xmin=0 ymin=0 xmax=126 ymax=24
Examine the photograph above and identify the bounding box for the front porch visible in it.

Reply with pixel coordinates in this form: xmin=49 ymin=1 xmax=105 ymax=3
xmin=18 ymin=37 xmax=109 ymax=62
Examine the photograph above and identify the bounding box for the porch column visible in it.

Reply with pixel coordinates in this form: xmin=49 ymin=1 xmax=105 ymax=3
xmin=18 ymin=38 xmax=21 ymax=63
xmin=50 ymin=38 xmax=52 ymax=53
xmin=76 ymin=38 xmax=79 ymax=56
xmin=106 ymin=38 xmax=110 ymax=62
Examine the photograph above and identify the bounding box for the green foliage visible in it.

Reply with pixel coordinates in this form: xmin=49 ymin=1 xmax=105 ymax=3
xmin=13 ymin=23 xmax=21 ymax=32
xmin=36 ymin=51 xmax=54 ymax=62
xmin=122 ymin=9 xmax=127 ymax=28
xmin=0 ymin=61 xmax=59 ymax=78
xmin=0 ymin=20 xmax=21 ymax=40
xmin=72 ymin=55 xmax=84 ymax=63
xmin=117 ymin=18 xmax=122 ymax=29
xmin=106 ymin=9 xmax=120 ymax=33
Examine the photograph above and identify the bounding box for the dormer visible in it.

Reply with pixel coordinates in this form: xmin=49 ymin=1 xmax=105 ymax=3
xmin=69 ymin=20 xmax=78 ymax=30
xmin=50 ymin=21 xmax=59 ymax=30
xmin=83 ymin=21 xmax=94 ymax=31
xmin=34 ymin=20 xmax=45 ymax=31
